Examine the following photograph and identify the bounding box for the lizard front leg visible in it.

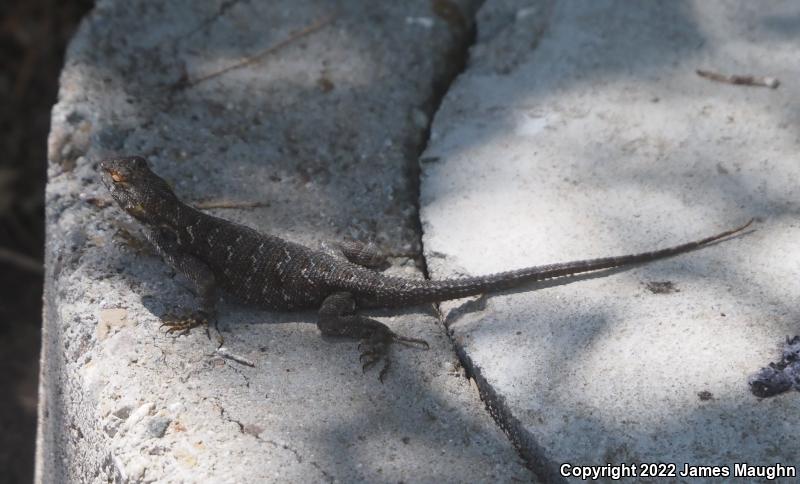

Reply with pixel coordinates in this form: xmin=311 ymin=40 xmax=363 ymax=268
xmin=145 ymin=227 xmax=219 ymax=340
xmin=317 ymin=292 xmax=428 ymax=381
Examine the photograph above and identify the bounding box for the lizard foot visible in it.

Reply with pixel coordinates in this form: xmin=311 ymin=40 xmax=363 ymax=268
xmin=160 ymin=310 xmax=211 ymax=337
xmin=357 ymin=326 xmax=430 ymax=382
xmin=358 ymin=327 xmax=393 ymax=382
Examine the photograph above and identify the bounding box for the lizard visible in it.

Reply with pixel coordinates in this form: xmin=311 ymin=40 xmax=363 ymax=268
xmin=100 ymin=156 xmax=753 ymax=380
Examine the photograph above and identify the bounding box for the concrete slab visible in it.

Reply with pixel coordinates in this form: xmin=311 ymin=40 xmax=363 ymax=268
xmin=421 ymin=0 xmax=800 ymax=481
xmin=37 ymin=0 xmax=532 ymax=482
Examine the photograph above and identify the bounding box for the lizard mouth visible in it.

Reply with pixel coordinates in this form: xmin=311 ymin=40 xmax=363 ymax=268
xmin=100 ymin=162 xmax=128 ymax=184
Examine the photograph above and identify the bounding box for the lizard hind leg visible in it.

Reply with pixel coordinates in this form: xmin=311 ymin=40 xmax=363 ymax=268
xmin=317 ymin=292 xmax=428 ymax=382
xmin=321 ymin=240 xmax=389 ymax=269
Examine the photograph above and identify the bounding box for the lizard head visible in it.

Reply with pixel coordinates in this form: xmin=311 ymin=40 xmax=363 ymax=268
xmin=100 ymin=156 xmax=179 ymax=224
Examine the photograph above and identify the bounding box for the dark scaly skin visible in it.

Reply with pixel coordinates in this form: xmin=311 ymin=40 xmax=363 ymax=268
xmin=100 ymin=156 xmax=753 ymax=380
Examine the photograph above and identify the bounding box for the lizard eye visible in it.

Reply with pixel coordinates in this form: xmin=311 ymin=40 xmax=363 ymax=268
xmin=110 ymin=171 xmax=127 ymax=183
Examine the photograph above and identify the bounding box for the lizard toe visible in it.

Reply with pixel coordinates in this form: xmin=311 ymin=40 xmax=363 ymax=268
xmin=160 ymin=310 xmax=209 ymax=337
xmin=361 ymin=354 xmax=382 ymax=372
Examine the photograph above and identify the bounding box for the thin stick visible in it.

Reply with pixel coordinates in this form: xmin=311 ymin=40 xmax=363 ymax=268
xmin=185 ymin=13 xmax=336 ymax=88
xmin=696 ymin=69 xmax=779 ymax=89
xmin=215 ymin=347 xmax=256 ymax=367
xmin=193 ymin=200 xmax=270 ymax=210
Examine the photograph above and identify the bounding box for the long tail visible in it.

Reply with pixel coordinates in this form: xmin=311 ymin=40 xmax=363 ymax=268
xmin=380 ymin=219 xmax=753 ymax=306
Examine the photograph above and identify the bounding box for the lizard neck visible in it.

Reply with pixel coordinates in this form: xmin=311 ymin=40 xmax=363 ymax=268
xmin=137 ymin=196 xmax=203 ymax=234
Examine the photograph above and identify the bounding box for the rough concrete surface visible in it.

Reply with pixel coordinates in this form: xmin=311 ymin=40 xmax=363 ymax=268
xmin=421 ymin=0 xmax=800 ymax=481
xmin=37 ymin=0 xmax=533 ymax=482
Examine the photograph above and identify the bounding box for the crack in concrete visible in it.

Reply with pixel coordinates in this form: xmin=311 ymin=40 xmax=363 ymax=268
xmin=408 ymin=1 xmax=479 ymax=278
xmin=412 ymin=1 xmax=560 ymax=481
xmin=180 ymin=0 xmax=249 ymax=40
xmin=218 ymin=405 xmax=334 ymax=483
xmin=454 ymin=345 xmax=566 ymax=483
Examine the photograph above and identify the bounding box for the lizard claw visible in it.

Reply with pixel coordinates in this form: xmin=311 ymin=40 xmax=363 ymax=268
xmin=359 ymin=350 xmax=379 ymax=362
xmin=360 ymin=350 xmax=390 ymax=382
xmin=160 ymin=311 xmax=210 ymax=337
xmin=361 ymin=356 xmax=379 ymax=372
xmin=378 ymin=359 xmax=391 ymax=382
xmin=358 ymin=332 xmax=391 ymax=382
xmin=354 ymin=325 xmax=430 ymax=382
xmin=357 ymin=326 xmax=427 ymax=382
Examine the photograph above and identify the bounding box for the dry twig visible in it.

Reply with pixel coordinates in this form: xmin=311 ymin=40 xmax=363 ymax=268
xmin=696 ymin=69 xmax=779 ymax=89
xmin=183 ymin=13 xmax=336 ymax=88
xmin=193 ymin=200 xmax=270 ymax=210
xmin=215 ymin=347 xmax=256 ymax=367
